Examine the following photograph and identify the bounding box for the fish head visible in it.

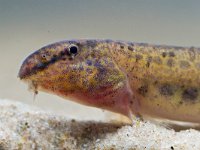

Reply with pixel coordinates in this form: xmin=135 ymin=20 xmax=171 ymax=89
xmin=18 ymin=40 xmax=133 ymax=117
xmin=18 ymin=40 xmax=114 ymax=103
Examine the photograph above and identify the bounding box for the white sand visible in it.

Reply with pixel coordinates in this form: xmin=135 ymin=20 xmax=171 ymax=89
xmin=0 ymin=99 xmax=200 ymax=150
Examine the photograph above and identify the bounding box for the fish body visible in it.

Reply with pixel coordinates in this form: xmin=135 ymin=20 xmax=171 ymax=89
xmin=19 ymin=40 xmax=200 ymax=123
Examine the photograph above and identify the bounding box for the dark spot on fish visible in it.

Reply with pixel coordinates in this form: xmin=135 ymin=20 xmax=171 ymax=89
xmin=116 ymin=42 xmax=125 ymax=49
xmin=159 ymin=84 xmax=174 ymax=96
xmin=179 ymin=101 xmax=183 ymax=105
xmin=68 ymin=74 xmax=78 ymax=84
xmin=181 ymin=85 xmax=185 ymax=89
xmin=94 ymin=61 xmax=104 ymax=68
xmin=153 ymin=56 xmax=162 ymax=65
xmin=68 ymin=57 xmax=73 ymax=61
xmin=86 ymin=60 xmax=92 ymax=66
xmin=50 ymin=57 xmax=57 ymax=63
xmin=128 ymin=46 xmax=134 ymax=51
xmin=182 ymin=88 xmax=198 ymax=101
xmin=146 ymin=56 xmax=152 ymax=68
xmin=86 ymin=40 xmax=97 ymax=48
xmin=135 ymin=54 xmax=143 ymax=62
xmin=128 ymin=42 xmax=134 ymax=46
xmin=162 ymin=52 xmax=167 ymax=58
xmin=154 ymin=80 xmax=158 ymax=85
xmin=62 ymin=57 xmax=66 ymax=61
xmin=180 ymin=60 xmax=190 ymax=69
xmin=130 ymin=100 xmax=133 ymax=104
xmin=79 ymin=66 xmax=84 ymax=71
xmin=60 ymin=51 xmax=65 ymax=56
xmin=138 ymin=85 xmax=148 ymax=96
xmin=37 ymin=62 xmax=47 ymax=70
xmin=169 ymin=52 xmax=175 ymax=57
xmin=167 ymin=58 xmax=175 ymax=67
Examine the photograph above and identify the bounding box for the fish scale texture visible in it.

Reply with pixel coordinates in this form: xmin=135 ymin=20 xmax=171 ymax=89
xmin=0 ymin=99 xmax=200 ymax=149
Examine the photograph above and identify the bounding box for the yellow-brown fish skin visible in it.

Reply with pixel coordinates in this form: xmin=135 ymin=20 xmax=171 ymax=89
xmin=19 ymin=39 xmax=200 ymax=123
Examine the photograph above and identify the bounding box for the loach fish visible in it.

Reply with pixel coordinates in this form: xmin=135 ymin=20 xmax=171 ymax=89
xmin=18 ymin=39 xmax=200 ymax=123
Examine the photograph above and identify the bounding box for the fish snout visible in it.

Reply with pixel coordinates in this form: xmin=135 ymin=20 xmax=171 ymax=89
xmin=18 ymin=54 xmax=37 ymax=79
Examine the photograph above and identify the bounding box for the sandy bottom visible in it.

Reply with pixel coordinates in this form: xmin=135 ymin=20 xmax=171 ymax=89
xmin=0 ymin=99 xmax=200 ymax=149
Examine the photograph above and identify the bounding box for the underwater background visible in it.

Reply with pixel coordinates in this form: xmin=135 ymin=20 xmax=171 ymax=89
xmin=1 ymin=0 xmax=200 ymax=120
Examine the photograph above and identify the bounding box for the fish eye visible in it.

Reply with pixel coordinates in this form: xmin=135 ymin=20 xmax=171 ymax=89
xmin=41 ymin=53 xmax=48 ymax=61
xmin=68 ymin=45 xmax=78 ymax=55
xmin=41 ymin=54 xmax=46 ymax=58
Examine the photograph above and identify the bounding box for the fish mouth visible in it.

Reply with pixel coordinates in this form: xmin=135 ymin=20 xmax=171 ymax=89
xmin=18 ymin=60 xmax=33 ymax=79
xmin=18 ymin=58 xmax=39 ymax=94
xmin=18 ymin=59 xmax=46 ymax=80
xmin=18 ymin=50 xmax=39 ymax=80
xmin=18 ymin=60 xmax=37 ymax=80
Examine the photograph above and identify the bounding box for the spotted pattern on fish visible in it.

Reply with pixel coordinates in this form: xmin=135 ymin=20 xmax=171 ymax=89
xmin=18 ymin=39 xmax=200 ymax=123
